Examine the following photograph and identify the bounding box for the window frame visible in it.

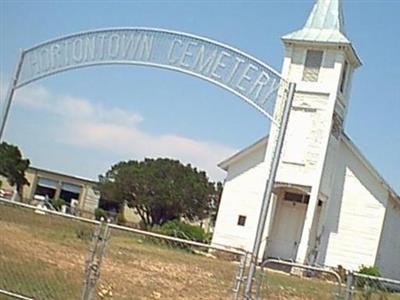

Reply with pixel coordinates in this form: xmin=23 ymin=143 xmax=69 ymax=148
xmin=237 ymin=215 xmax=247 ymax=226
xmin=339 ymin=60 xmax=349 ymax=94
xmin=302 ymin=50 xmax=324 ymax=82
xmin=284 ymin=192 xmax=310 ymax=204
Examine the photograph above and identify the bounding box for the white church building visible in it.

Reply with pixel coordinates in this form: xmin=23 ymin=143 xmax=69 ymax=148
xmin=211 ymin=0 xmax=400 ymax=280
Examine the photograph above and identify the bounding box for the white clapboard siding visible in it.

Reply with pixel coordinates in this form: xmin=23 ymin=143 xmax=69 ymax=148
xmin=211 ymin=145 xmax=268 ymax=252
xmin=324 ymin=141 xmax=387 ymax=271
xmin=282 ymin=108 xmax=312 ymax=165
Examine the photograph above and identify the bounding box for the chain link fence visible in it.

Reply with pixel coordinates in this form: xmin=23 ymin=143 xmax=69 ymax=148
xmin=0 ymin=198 xmax=98 ymax=300
xmin=2 ymin=197 xmax=400 ymax=300
xmin=0 ymin=198 xmax=245 ymax=300
xmin=248 ymin=260 xmax=400 ymax=300
xmin=345 ymin=272 xmax=400 ymax=300
xmin=95 ymin=223 xmax=244 ymax=300
xmin=252 ymin=258 xmax=342 ymax=300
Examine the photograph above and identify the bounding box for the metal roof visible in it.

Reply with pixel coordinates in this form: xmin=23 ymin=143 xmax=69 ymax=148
xmin=28 ymin=166 xmax=97 ymax=184
xmin=282 ymin=0 xmax=350 ymax=44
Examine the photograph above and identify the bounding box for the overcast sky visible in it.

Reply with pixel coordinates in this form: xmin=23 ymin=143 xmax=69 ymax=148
xmin=1 ymin=0 xmax=399 ymax=192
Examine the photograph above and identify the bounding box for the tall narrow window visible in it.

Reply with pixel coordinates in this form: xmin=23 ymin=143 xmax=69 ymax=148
xmin=339 ymin=61 xmax=348 ymax=94
xmin=302 ymin=50 xmax=323 ymax=82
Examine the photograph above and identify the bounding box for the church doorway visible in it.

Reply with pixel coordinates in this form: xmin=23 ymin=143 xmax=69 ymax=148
xmin=268 ymin=191 xmax=309 ymax=260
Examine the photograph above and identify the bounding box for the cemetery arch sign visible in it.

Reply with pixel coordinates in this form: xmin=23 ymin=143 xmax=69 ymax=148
xmin=1 ymin=27 xmax=287 ymax=139
xmin=1 ymin=28 xmax=295 ymax=297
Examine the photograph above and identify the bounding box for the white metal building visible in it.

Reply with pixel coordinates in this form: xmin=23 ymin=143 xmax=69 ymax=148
xmin=211 ymin=0 xmax=400 ymax=280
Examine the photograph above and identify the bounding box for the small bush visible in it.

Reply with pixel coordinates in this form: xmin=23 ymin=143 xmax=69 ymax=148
xmin=356 ymin=265 xmax=383 ymax=293
xmin=358 ymin=265 xmax=381 ymax=277
xmin=95 ymin=208 xmax=108 ymax=221
xmin=75 ymin=226 xmax=92 ymax=241
xmin=51 ymin=198 xmax=66 ymax=211
xmin=154 ymin=219 xmax=208 ymax=243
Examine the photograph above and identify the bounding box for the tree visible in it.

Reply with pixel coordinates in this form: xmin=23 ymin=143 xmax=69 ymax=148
xmin=209 ymin=181 xmax=223 ymax=225
xmin=98 ymin=158 xmax=219 ymax=227
xmin=0 ymin=142 xmax=30 ymax=196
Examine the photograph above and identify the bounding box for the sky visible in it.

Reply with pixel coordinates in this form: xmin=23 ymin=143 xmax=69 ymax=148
xmin=0 ymin=0 xmax=399 ymax=193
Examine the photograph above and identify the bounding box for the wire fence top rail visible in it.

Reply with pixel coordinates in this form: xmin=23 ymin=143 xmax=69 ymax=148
xmin=258 ymin=258 xmax=343 ymax=300
xmin=261 ymin=258 xmax=343 ymax=288
xmin=0 ymin=197 xmax=245 ymax=256
xmin=353 ymin=272 xmax=400 ymax=286
xmin=0 ymin=197 xmax=100 ymax=225
xmin=347 ymin=271 xmax=400 ymax=300
xmin=108 ymin=222 xmax=245 ymax=255
xmin=0 ymin=288 xmax=34 ymax=300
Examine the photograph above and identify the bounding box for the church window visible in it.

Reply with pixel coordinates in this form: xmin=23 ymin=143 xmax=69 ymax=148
xmin=302 ymin=50 xmax=323 ymax=82
xmin=237 ymin=215 xmax=246 ymax=226
xmin=339 ymin=61 xmax=348 ymax=94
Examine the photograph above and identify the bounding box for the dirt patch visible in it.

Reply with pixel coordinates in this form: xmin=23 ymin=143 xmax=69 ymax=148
xmin=0 ymin=210 xmax=234 ymax=299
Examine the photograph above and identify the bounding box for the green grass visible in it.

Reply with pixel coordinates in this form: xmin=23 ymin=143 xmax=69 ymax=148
xmin=1 ymin=202 xmax=399 ymax=300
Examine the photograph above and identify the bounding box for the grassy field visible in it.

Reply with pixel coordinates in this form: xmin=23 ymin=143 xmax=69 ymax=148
xmin=1 ymin=202 xmax=399 ymax=300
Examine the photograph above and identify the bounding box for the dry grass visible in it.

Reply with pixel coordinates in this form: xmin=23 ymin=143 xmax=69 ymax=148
xmin=1 ymin=202 xmax=399 ymax=300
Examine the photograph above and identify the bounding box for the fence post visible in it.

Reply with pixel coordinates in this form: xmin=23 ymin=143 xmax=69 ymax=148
xmin=232 ymin=252 xmax=248 ymax=300
xmin=344 ymin=271 xmax=354 ymax=300
xmin=81 ymin=219 xmax=110 ymax=300
xmin=254 ymin=262 xmax=266 ymax=300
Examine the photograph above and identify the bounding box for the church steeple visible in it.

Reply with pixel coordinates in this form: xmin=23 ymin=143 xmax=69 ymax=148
xmin=304 ymin=0 xmax=345 ymax=33
xmin=266 ymin=0 xmax=362 ymax=265
xmin=282 ymin=0 xmax=361 ymax=67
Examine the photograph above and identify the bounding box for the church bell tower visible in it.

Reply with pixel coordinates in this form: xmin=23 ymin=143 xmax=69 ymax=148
xmin=264 ymin=0 xmax=362 ymax=263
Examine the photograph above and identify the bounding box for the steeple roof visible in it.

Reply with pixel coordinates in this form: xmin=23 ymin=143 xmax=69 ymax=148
xmin=282 ymin=0 xmax=350 ymax=44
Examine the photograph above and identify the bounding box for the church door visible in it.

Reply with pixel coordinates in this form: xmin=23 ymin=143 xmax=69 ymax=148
xmin=268 ymin=199 xmax=307 ymax=260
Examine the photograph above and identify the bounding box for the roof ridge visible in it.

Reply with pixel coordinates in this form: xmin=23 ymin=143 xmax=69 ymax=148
xmin=305 ymin=0 xmax=346 ymax=33
xmin=282 ymin=0 xmax=351 ymax=44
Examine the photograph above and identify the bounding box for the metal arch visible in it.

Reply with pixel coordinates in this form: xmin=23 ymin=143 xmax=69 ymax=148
xmin=1 ymin=27 xmax=288 ymax=141
xmin=15 ymin=60 xmax=277 ymax=123
xmin=22 ymin=27 xmax=284 ymax=80
xmin=7 ymin=28 xmax=286 ymax=125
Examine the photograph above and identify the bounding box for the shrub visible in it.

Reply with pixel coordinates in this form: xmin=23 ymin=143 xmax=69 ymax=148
xmin=356 ymin=265 xmax=382 ymax=293
xmin=358 ymin=265 xmax=381 ymax=277
xmin=51 ymin=198 xmax=66 ymax=211
xmin=75 ymin=226 xmax=92 ymax=241
xmin=154 ymin=219 xmax=208 ymax=243
xmin=95 ymin=208 xmax=108 ymax=221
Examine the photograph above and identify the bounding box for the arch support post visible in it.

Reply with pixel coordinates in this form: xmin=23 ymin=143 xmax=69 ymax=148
xmin=243 ymin=82 xmax=296 ymax=299
xmin=0 ymin=50 xmax=24 ymax=142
